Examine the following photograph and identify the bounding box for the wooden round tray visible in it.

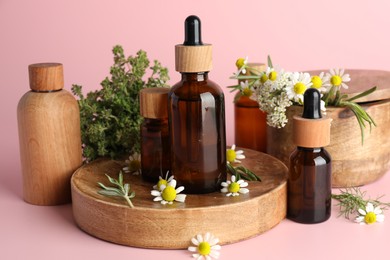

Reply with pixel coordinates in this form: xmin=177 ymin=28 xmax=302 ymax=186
xmin=71 ymin=149 xmax=287 ymax=249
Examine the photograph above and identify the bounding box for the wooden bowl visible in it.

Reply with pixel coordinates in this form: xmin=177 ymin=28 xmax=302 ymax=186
xmin=71 ymin=149 xmax=287 ymax=249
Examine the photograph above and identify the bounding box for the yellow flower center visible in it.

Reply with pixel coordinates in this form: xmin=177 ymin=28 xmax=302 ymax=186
xmin=198 ymin=242 xmax=211 ymax=256
xmin=364 ymin=212 xmax=377 ymax=224
xmin=260 ymin=74 xmax=268 ymax=84
xmin=294 ymin=82 xmax=307 ymax=95
xmin=242 ymin=87 xmax=253 ymax=97
xmin=311 ymin=76 xmax=323 ymax=89
xmin=129 ymin=159 xmax=141 ymax=172
xmin=269 ymin=71 xmax=277 ymax=81
xmin=226 ymin=149 xmax=237 ymax=163
xmin=235 ymin=58 xmax=245 ymax=69
xmin=228 ymin=182 xmax=240 ymax=193
xmin=162 ymin=186 xmax=176 ymax=202
xmin=330 ymin=75 xmax=342 ymax=86
xmin=157 ymin=179 xmax=167 ymax=190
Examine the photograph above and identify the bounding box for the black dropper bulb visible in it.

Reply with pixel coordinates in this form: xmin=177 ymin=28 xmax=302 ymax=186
xmin=302 ymin=88 xmax=322 ymax=119
xmin=183 ymin=15 xmax=203 ymax=46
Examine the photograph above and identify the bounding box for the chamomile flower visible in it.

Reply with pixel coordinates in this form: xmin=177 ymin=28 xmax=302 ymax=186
xmin=151 ymin=179 xmax=186 ymax=205
xmin=325 ymin=68 xmax=351 ymax=90
xmin=235 ymin=56 xmax=248 ymax=75
xmin=123 ymin=153 xmax=141 ymax=175
xmin=153 ymin=171 xmax=174 ymax=191
xmin=240 ymin=80 xmax=254 ymax=97
xmin=221 ymin=175 xmax=249 ymax=196
xmin=188 ymin=233 xmax=221 ymax=260
xmin=286 ymin=72 xmax=313 ymax=104
xmin=310 ymin=72 xmax=328 ymax=93
xmin=355 ymin=202 xmax=385 ymax=225
xmin=226 ymin=144 xmax=245 ymax=164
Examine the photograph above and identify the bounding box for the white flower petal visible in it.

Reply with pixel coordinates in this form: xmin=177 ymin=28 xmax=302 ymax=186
xmin=221 ymin=182 xmax=228 ymax=187
xmin=151 ymin=190 xmax=161 ymax=196
xmin=169 ymin=179 xmax=177 ymax=188
xmin=231 ymin=175 xmax=236 ymax=182
xmin=236 ymin=155 xmax=245 ymax=159
xmin=366 ymin=203 xmax=374 ymax=213
xmin=175 ymin=194 xmax=187 ymax=202
xmin=226 ymin=193 xmax=232 ymax=197
xmin=161 ymin=200 xmax=168 ymax=205
xmin=191 ymin=237 xmax=199 ymax=246
xmin=355 ymin=216 xmax=364 ymax=223
xmin=188 ymin=246 xmax=197 ymax=252
xmin=358 ymin=208 xmax=367 ymax=216
xmin=221 ymin=188 xmax=228 ymax=193
xmin=377 ymin=214 xmax=385 ymax=222
xmin=210 ymin=238 xmax=220 ymax=246
xmin=374 ymin=206 xmax=382 ymax=215
xmin=209 ymin=251 xmax=220 ymax=259
xmin=197 ymin=234 xmax=203 ymax=243
xmin=231 ymin=144 xmax=236 ymax=150
xmin=239 ymin=182 xmax=248 ymax=188
xmin=204 ymin=232 xmax=211 ymax=242
xmin=239 ymin=188 xmax=249 ymax=194
xmin=154 ymin=197 xmax=163 ymax=202
xmin=176 ymin=186 xmax=185 ymax=194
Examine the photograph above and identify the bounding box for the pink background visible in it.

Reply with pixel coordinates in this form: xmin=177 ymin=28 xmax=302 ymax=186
xmin=1 ymin=0 xmax=390 ymax=259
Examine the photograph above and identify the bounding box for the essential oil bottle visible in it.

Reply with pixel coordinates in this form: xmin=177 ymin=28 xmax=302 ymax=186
xmin=139 ymin=87 xmax=171 ymax=183
xmin=168 ymin=15 xmax=227 ymax=194
xmin=288 ymin=88 xmax=332 ymax=223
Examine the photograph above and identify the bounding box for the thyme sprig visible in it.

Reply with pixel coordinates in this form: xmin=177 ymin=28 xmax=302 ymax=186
xmin=227 ymin=163 xmax=261 ymax=182
xmin=97 ymin=172 xmax=135 ymax=208
xmin=332 ymin=187 xmax=390 ymax=219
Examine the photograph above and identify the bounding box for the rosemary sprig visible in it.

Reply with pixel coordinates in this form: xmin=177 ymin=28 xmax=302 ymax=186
xmin=227 ymin=163 xmax=261 ymax=182
xmin=331 ymin=187 xmax=390 ymax=219
xmin=97 ymin=172 xmax=135 ymax=208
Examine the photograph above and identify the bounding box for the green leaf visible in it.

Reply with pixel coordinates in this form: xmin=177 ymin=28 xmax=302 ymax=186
xmin=267 ymin=55 xmax=273 ymax=68
xmin=346 ymin=86 xmax=377 ymax=102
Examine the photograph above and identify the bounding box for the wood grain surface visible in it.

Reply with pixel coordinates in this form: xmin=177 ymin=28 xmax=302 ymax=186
xmin=71 ymin=149 xmax=287 ymax=249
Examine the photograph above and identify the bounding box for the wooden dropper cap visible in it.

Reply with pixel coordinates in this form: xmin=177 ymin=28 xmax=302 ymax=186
xmin=293 ymin=88 xmax=332 ymax=148
xmin=175 ymin=15 xmax=212 ymax=73
xmin=139 ymin=88 xmax=170 ymax=119
xmin=29 ymin=63 xmax=64 ymax=91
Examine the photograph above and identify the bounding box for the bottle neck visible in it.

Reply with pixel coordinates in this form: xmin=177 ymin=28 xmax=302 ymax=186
xmin=297 ymin=147 xmax=323 ymax=153
xmin=143 ymin=118 xmax=168 ymax=125
xmin=180 ymin=72 xmax=209 ymax=82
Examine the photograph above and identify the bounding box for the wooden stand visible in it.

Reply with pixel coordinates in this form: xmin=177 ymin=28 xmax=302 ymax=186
xmin=71 ymin=149 xmax=287 ymax=249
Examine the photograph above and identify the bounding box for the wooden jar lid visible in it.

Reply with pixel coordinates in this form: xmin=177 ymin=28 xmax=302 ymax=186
xmin=139 ymin=87 xmax=170 ymax=118
xmin=29 ymin=63 xmax=64 ymax=91
xmin=246 ymin=62 xmax=266 ymax=75
xmin=175 ymin=44 xmax=212 ymax=73
xmin=293 ymin=116 xmax=332 ymax=148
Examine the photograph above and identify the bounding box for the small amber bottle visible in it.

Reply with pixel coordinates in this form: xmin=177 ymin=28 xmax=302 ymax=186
xmin=140 ymin=88 xmax=171 ymax=183
xmin=288 ymin=88 xmax=332 ymax=224
xmin=235 ymin=63 xmax=267 ymax=152
xmin=168 ymin=15 xmax=227 ymax=194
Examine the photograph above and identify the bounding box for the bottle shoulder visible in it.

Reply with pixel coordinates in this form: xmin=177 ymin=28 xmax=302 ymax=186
xmin=170 ymin=76 xmax=224 ymax=97
xmin=290 ymin=147 xmax=332 ymax=165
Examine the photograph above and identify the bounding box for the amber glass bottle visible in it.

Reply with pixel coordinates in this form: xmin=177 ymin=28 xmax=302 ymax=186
xmin=288 ymin=88 xmax=332 ymax=224
xmin=235 ymin=63 xmax=267 ymax=152
xmin=140 ymin=88 xmax=171 ymax=183
xmin=169 ymin=15 xmax=226 ymax=194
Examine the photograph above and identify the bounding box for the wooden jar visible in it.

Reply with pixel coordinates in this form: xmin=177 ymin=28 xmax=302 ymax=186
xmin=267 ymin=70 xmax=390 ymax=187
xmin=17 ymin=63 xmax=82 ymax=205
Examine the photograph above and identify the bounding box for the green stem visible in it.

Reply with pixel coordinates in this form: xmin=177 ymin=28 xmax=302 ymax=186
xmin=124 ymin=196 xmax=134 ymax=208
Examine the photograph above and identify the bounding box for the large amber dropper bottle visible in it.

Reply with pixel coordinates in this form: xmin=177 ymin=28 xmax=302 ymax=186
xmin=288 ymin=88 xmax=332 ymax=223
xmin=168 ymin=15 xmax=227 ymax=194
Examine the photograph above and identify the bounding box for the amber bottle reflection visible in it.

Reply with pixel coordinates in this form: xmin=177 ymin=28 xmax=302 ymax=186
xmin=169 ymin=73 xmax=226 ymax=193
xmin=288 ymin=147 xmax=331 ymax=223
xmin=234 ymin=95 xmax=267 ymax=152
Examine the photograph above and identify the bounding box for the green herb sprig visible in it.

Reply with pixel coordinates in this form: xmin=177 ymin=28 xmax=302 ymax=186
xmin=98 ymin=172 xmax=135 ymax=208
xmin=72 ymin=45 xmax=169 ymax=162
xmin=227 ymin=163 xmax=261 ymax=182
xmin=332 ymin=187 xmax=390 ymax=219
